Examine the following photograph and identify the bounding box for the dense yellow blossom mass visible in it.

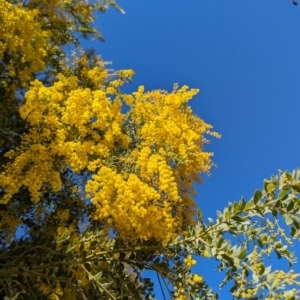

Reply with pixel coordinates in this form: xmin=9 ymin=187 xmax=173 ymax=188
xmin=0 ymin=0 xmax=50 ymax=88
xmin=0 ymin=66 xmax=219 ymax=242
xmin=1 ymin=1 xmax=299 ymax=299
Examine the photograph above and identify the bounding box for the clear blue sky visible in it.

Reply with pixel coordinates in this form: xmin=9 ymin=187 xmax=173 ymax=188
xmin=86 ymin=0 xmax=300 ymax=297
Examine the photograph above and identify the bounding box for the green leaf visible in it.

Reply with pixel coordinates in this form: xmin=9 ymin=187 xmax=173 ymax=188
xmin=239 ymin=197 xmax=246 ymax=211
xmin=211 ymin=247 xmax=216 ymax=257
xmin=244 ymin=201 xmax=254 ymax=211
xmin=270 ymin=275 xmax=279 ymax=289
xmin=218 ymin=223 xmax=229 ymax=231
xmin=217 ymin=238 xmax=224 ymax=249
xmin=217 ymin=210 xmax=223 ymax=220
xmin=290 ymin=226 xmax=296 ymax=237
xmin=238 ymin=249 xmax=247 ymax=259
xmin=256 ymin=208 xmax=264 ymax=218
xmin=271 ymin=209 xmax=278 ymax=219
xmin=94 ymin=272 xmax=102 ymax=280
xmin=263 ymin=265 xmax=272 ymax=275
xmin=206 ymin=235 xmax=212 ymax=245
xmin=232 ymin=216 xmax=245 ymax=223
xmin=197 ymin=209 xmax=202 ymax=218
xmin=252 ymin=273 xmax=259 ymax=283
xmin=278 ymin=189 xmax=286 ymax=199
xmin=207 ymin=218 xmax=214 ymax=225
xmin=266 ymin=183 xmax=275 ymax=192
xmin=253 ymin=190 xmax=262 ymax=204
xmin=283 ymin=214 xmax=293 ymax=226
xmin=257 ymin=238 xmax=264 ymax=248
xmin=61 ymin=231 xmax=70 ymax=240
xmin=293 ymin=197 xmax=300 ymax=207
xmin=292 ymin=185 xmax=300 ymax=193
xmin=293 ymin=220 xmax=300 ymax=229
xmin=225 ymin=211 xmax=231 ymax=220
xmin=275 ymin=249 xmax=282 ymax=260
xmin=230 ymin=285 xmax=238 ymax=293
xmin=287 ymin=201 xmax=295 ymax=212
xmin=233 ymin=202 xmax=240 ymax=214
xmin=223 ymin=254 xmax=234 ymax=267
xmin=258 ymin=264 xmax=265 ymax=275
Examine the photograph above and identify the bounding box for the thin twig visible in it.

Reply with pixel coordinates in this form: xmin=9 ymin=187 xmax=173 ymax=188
xmin=156 ymin=272 xmax=167 ymax=300
xmin=80 ymin=264 xmax=116 ymax=300
xmin=161 ymin=274 xmax=172 ymax=297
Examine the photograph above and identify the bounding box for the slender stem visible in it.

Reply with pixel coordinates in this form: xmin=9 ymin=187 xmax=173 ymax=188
xmin=80 ymin=264 xmax=116 ymax=300
xmin=85 ymin=245 xmax=165 ymax=260
xmin=157 ymin=272 xmax=167 ymax=300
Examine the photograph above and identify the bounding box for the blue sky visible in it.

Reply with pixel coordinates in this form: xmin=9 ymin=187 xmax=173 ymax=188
xmin=86 ymin=0 xmax=300 ymax=297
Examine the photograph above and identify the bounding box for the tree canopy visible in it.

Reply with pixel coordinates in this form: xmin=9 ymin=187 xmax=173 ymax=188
xmin=0 ymin=1 xmax=300 ymax=299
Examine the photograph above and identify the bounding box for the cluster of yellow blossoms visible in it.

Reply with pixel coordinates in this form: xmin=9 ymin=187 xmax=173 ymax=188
xmin=0 ymin=0 xmax=116 ymax=93
xmin=193 ymin=274 xmax=203 ymax=283
xmin=0 ymin=66 xmax=219 ymax=242
xmin=0 ymin=0 xmax=50 ymax=88
xmin=37 ymin=280 xmax=63 ymax=300
xmin=174 ymin=273 xmax=203 ymax=300
xmin=37 ymin=278 xmax=82 ymax=300
xmin=183 ymin=255 xmax=197 ymax=268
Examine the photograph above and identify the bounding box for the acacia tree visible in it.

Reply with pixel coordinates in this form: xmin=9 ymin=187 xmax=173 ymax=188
xmin=0 ymin=1 xmax=300 ymax=299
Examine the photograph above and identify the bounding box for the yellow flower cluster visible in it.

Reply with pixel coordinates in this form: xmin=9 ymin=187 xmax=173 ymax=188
xmin=86 ymin=166 xmax=175 ymax=240
xmin=0 ymin=68 xmax=219 ymax=242
xmin=36 ymin=279 xmax=63 ymax=300
xmin=192 ymin=274 xmax=203 ymax=283
xmin=175 ymin=294 xmax=188 ymax=300
xmin=0 ymin=0 xmax=50 ymax=88
xmin=174 ymin=282 xmax=187 ymax=300
xmin=184 ymin=255 xmax=197 ymax=268
xmin=173 ymin=273 xmax=204 ymax=300
xmin=55 ymin=209 xmax=78 ymax=236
